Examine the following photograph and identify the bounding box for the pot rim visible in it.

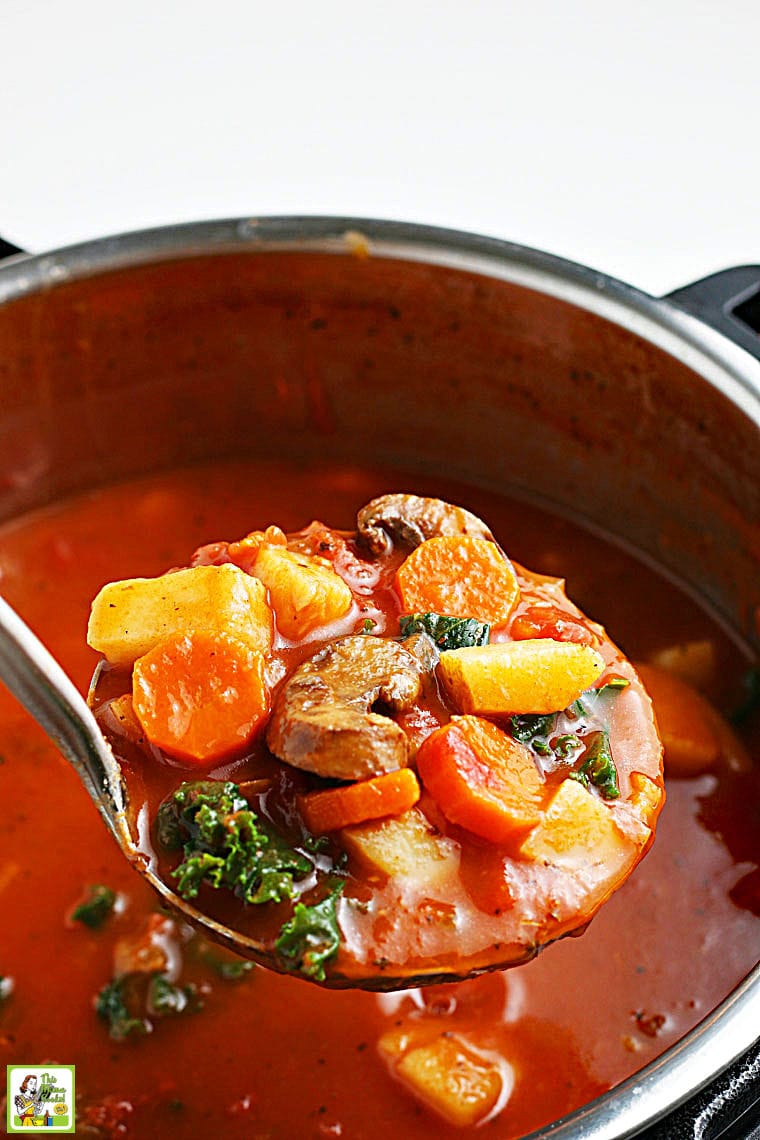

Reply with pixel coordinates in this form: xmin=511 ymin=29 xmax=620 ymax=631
xmin=0 ymin=214 xmax=758 ymax=1138
xmin=0 ymin=215 xmax=759 ymax=425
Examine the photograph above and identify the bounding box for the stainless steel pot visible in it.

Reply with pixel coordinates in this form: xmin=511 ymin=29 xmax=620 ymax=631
xmin=0 ymin=217 xmax=758 ymax=1139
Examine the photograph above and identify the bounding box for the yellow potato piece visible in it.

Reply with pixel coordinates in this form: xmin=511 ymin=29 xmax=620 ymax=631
xmin=253 ymin=544 xmax=352 ymax=639
xmin=88 ymin=563 xmax=273 ymax=667
xmin=382 ymin=1030 xmax=503 ymax=1127
xmin=648 ymin=639 xmax=716 ymax=692
xmin=341 ymin=807 xmax=459 ymax=884
xmin=438 ymin=639 xmax=605 ymax=715
xmin=520 ymin=777 xmax=637 ymax=869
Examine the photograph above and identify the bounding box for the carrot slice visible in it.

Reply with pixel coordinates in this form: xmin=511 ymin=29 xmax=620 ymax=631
xmin=298 ymin=768 xmax=420 ymax=834
xmin=395 ymin=536 xmax=519 ymax=625
xmin=416 ymin=716 xmax=544 ymax=844
xmin=634 ymin=663 xmax=721 ymax=777
xmin=132 ymin=631 xmax=269 ymax=765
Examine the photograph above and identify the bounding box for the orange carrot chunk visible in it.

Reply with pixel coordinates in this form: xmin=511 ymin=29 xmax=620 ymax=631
xmin=395 ymin=536 xmax=519 ymax=625
xmin=132 ymin=631 xmax=269 ymax=765
xmin=416 ymin=716 xmax=544 ymax=845
xmin=298 ymin=768 xmax=421 ymax=834
xmin=635 ymin=663 xmax=721 ymax=777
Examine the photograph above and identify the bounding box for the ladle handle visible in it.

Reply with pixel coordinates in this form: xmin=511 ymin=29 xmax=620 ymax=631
xmin=0 ymin=594 xmax=127 ymax=838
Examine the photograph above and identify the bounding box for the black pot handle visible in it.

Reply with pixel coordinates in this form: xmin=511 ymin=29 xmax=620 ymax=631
xmin=666 ymin=266 xmax=760 ymax=363
xmin=0 ymin=236 xmax=26 ymax=260
xmin=640 ymin=1039 xmax=760 ymax=1140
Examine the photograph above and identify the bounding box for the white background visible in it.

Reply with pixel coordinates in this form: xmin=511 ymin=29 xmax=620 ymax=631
xmin=2 ymin=0 xmax=758 ymax=296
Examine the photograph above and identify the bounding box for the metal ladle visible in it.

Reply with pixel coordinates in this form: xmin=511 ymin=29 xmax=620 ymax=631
xmin=3 ymin=590 xmax=518 ymax=990
xmin=0 ymin=592 xmax=294 ymax=974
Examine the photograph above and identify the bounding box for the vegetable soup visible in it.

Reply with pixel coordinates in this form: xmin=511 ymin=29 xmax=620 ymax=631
xmin=0 ymin=458 xmax=757 ymax=1138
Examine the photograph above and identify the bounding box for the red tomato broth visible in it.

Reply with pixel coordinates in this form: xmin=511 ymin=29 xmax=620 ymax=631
xmin=0 ymin=457 xmax=757 ymax=1138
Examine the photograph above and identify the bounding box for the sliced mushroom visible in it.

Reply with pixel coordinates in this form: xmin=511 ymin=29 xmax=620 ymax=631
xmin=401 ymin=630 xmax=440 ymax=675
xmin=357 ymin=494 xmax=495 ymax=555
xmin=266 ymin=635 xmax=425 ymax=780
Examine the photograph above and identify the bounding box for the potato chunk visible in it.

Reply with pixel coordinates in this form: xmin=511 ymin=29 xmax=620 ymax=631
xmin=520 ymin=778 xmax=637 ymax=869
xmin=252 ymin=544 xmax=352 ymax=639
xmin=88 ymin=563 xmax=273 ymax=667
xmin=380 ymin=1029 xmax=504 ymax=1127
xmin=648 ymin=639 xmax=716 ymax=692
xmin=341 ymin=807 xmax=458 ymax=883
xmin=438 ymin=639 xmax=605 ymax=715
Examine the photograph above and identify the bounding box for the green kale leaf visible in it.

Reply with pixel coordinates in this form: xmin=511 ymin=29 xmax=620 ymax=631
xmin=275 ymin=882 xmax=344 ymax=982
xmin=509 ymin=713 xmax=556 ymax=745
xmin=159 ymin=780 xmax=312 ymax=907
xmin=147 ymin=975 xmax=203 ymax=1017
xmin=95 ymin=979 xmax=149 ymax=1040
xmin=72 ymin=884 xmax=117 ymax=929
xmin=400 ymin=612 xmax=490 ymax=651
xmin=510 ymin=679 xmax=630 ymax=765
xmin=209 ymin=958 xmax=255 ymax=981
xmin=570 ymin=730 xmax=620 ymax=799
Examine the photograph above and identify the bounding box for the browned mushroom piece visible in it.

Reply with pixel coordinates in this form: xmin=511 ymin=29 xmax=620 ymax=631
xmin=356 ymin=493 xmax=495 ymax=555
xmin=266 ymin=634 xmax=428 ymax=780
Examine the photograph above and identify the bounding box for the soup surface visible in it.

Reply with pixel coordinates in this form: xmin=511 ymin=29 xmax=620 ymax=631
xmin=0 ymin=458 xmax=758 ymax=1138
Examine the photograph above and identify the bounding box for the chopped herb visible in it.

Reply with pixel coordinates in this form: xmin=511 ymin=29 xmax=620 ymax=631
xmin=361 ymin=618 xmax=376 ymax=634
xmin=72 ymin=884 xmax=117 ymax=929
xmin=571 ymin=730 xmax=620 ymax=799
xmin=554 ymin=734 xmax=583 ymax=760
xmin=95 ymin=979 xmax=149 ymax=1040
xmin=210 ymin=958 xmax=255 ymax=981
xmin=595 ymin=677 xmax=630 ymax=695
xmin=196 ymin=942 xmax=256 ymax=981
xmin=509 ymin=679 xmax=630 ymax=768
xmin=148 ymin=974 xmax=202 ymax=1017
xmin=275 ymin=882 xmax=344 ymax=982
xmin=509 ymin=713 xmax=556 ymax=745
xmin=159 ymin=780 xmax=312 ymax=906
xmin=532 ymin=738 xmax=553 ymax=757
xmin=400 ymin=612 xmax=490 ymax=651
xmin=569 ymin=696 xmax=588 ymax=718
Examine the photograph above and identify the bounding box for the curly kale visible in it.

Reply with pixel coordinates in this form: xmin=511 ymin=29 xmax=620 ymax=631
xmin=510 ymin=680 xmax=628 ymax=796
xmin=509 ymin=713 xmax=556 ymax=747
xmin=157 ymin=780 xmax=313 ymax=906
xmin=570 ymin=730 xmax=620 ymax=799
xmin=96 ymin=973 xmax=201 ymax=1039
xmin=71 ymin=884 xmax=117 ymax=929
xmin=400 ymin=612 xmax=490 ymax=651
xmin=274 ymin=882 xmax=344 ymax=982
xmin=95 ymin=979 xmax=149 ymax=1040
xmin=147 ymin=975 xmax=203 ymax=1017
